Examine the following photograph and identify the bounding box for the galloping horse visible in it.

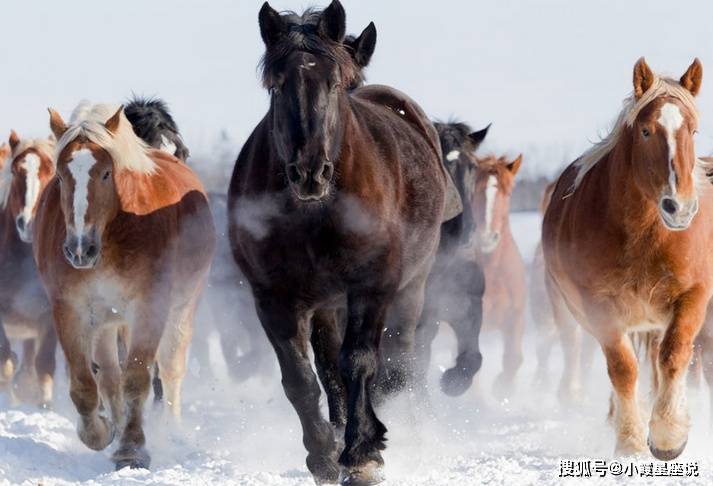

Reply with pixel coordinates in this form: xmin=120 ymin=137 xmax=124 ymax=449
xmin=34 ymin=102 xmax=215 ymax=469
xmin=471 ymin=154 xmax=527 ymax=395
xmin=0 ymin=132 xmax=56 ymax=406
xmin=416 ymin=120 xmax=489 ymax=396
xmin=543 ymin=58 xmax=710 ymax=460
xmin=124 ymin=96 xmax=190 ymax=160
xmin=228 ymin=2 xmax=448 ymax=483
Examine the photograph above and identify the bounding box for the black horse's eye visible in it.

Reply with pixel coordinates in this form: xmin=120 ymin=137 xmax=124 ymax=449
xmin=102 ymin=170 xmax=111 ymax=181
xmin=642 ymin=128 xmax=650 ymax=139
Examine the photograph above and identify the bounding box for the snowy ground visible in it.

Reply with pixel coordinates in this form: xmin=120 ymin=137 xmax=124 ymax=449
xmin=1 ymin=212 xmax=712 ymax=486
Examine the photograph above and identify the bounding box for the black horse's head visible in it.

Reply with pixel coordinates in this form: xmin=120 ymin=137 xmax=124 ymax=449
xmin=259 ymin=0 xmax=361 ymax=204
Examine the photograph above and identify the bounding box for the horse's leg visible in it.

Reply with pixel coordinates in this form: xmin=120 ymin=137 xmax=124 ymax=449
xmin=112 ymin=302 xmax=166 ymax=470
xmin=34 ymin=318 xmax=57 ymax=408
xmin=54 ymin=301 xmax=115 ymax=451
xmin=546 ymin=275 xmax=582 ymax=404
xmin=533 ymin=301 xmax=557 ymax=386
xmin=439 ymin=259 xmax=485 ymax=397
xmin=601 ymin=333 xmax=647 ymax=455
xmin=311 ymin=308 xmax=347 ymax=431
xmin=12 ymin=339 xmax=38 ymax=404
xmin=339 ymin=292 xmax=389 ymax=484
xmin=648 ymin=287 xmax=707 ymax=461
xmin=92 ymin=325 xmax=124 ymax=431
xmin=0 ymin=317 xmax=17 ymax=387
xmin=494 ymin=307 xmax=525 ymax=397
xmin=257 ymin=299 xmax=340 ymax=484
xmin=698 ymin=332 xmax=713 ymax=431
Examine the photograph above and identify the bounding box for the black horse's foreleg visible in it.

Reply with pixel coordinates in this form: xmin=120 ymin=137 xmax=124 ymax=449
xmin=311 ymin=308 xmax=347 ymax=429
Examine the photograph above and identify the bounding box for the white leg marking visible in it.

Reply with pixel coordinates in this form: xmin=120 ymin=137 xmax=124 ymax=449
xmin=484 ymin=175 xmax=498 ymax=233
xmin=658 ymin=103 xmax=684 ymax=195
xmin=68 ymin=149 xmax=96 ymax=240
xmin=20 ymin=153 xmax=41 ymax=225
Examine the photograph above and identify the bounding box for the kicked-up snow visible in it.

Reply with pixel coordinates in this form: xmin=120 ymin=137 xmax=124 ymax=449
xmin=1 ymin=212 xmax=712 ymax=486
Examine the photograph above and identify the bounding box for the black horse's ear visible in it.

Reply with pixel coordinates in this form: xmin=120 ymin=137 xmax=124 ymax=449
xmin=348 ymin=22 xmax=377 ymax=67
xmin=318 ymin=0 xmax=346 ymax=43
xmin=468 ymin=123 xmax=491 ymax=150
xmin=259 ymin=2 xmax=286 ymax=47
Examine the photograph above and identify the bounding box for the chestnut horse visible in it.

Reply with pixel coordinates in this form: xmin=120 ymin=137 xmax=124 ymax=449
xmin=0 ymin=133 xmax=57 ymax=406
xmin=543 ymin=58 xmax=710 ymax=460
xmin=228 ymin=2 xmax=448 ymax=483
xmin=416 ymin=120 xmax=489 ymax=396
xmin=470 ymin=154 xmax=527 ymax=395
xmin=34 ymin=102 xmax=215 ymax=470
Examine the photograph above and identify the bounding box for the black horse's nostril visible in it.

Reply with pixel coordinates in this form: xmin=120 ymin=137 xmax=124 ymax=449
xmin=662 ymin=198 xmax=678 ymax=215
xmin=319 ymin=162 xmax=334 ymax=183
xmin=286 ymin=164 xmax=302 ymax=184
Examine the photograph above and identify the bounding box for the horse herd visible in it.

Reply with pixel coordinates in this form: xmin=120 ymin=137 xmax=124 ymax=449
xmin=1 ymin=1 xmax=712 ymax=484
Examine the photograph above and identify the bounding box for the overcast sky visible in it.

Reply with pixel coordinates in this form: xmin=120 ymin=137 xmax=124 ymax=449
xmin=2 ymin=0 xmax=712 ymax=175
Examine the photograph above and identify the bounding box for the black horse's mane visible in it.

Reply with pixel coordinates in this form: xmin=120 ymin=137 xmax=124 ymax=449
xmin=259 ymin=8 xmax=358 ymax=90
xmin=124 ymin=96 xmax=190 ymax=161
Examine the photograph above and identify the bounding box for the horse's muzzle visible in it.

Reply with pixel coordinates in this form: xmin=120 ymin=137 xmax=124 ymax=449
xmin=658 ymin=195 xmax=699 ymax=231
xmin=63 ymin=232 xmax=100 ymax=269
xmin=287 ymin=161 xmax=334 ymax=203
xmin=15 ymin=215 xmax=33 ymax=243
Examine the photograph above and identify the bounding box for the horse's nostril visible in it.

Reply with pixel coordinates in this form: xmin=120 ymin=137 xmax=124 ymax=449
xmin=286 ymin=164 xmax=302 ymax=184
xmin=662 ymin=198 xmax=678 ymax=215
xmin=85 ymin=244 xmax=98 ymax=259
xmin=16 ymin=217 xmax=24 ymax=232
xmin=321 ymin=162 xmax=334 ymax=182
xmin=63 ymin=244 xmax=73 ymax=260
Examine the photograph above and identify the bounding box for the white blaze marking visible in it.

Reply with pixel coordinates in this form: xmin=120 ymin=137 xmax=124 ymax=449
xmin=658 ymin=103 xmax=684 ymax=195
xmin=484 ymin=175 xmax=498 ymax=233
xmin=68 ymin=149 xmax=96 ymax=239
xmin=20 ymin=153 xmax=41 ymax=225
xmin=446 ymin=150 xmax=460 ymax=162
xmin=159 ymin=135 xmax=177 ymax=156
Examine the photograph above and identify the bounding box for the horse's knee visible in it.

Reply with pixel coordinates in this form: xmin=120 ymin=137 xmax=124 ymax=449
xmin=339 ymin=346 xmax=378 ymax=384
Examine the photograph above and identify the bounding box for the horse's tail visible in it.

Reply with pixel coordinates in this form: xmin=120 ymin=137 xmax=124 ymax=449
xmin=124 ymin=96 xmax=190 ymax=161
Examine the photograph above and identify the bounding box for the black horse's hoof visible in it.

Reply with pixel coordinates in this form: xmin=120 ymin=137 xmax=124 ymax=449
xmin=648 ymin=435 xmax=687 ymax=461
xmin=440 ymin=368 xmax=473 ymax=397
xmin=338 ymin=461 xmax=385 ymax=486
xmin=308 ymin=453 xmax=340 ymax=484
xmin=113 ymin=445 xmax=151 ymax=470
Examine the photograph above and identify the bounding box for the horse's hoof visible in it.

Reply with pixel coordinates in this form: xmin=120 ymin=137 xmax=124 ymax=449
xmin=78 ymin=415 xmax=115 ymax=451
xmin=113 ymin=446 xmax=151 ymax=470
xmin=648 ymin=435 xmax=687 ymax=461
xmin=0 ymin=352 xmax=18 ymax=383
xmin=440 ymin=368 xmax=473 ymax=397
xmin=338 ymin=461 xmax=385 ymax=486
xmin=308 ymin=453 xmax=340 ymax=484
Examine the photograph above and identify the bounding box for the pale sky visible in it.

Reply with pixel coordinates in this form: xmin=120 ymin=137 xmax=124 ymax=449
xmin=2 ymin=0 xmax=712 ymax=176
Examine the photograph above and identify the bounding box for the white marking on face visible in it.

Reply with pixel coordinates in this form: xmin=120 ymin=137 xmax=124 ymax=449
xmin=446 ymin=150 xmax=460 ymax=162
xmin=484 ymin=175 xmax=498 ymax=233
xmin=68 ymin=149 xmax=97 ymax=239
xmin=159 ymin=135 xmax=177 ymax=156
xmin=20 ymin=153 xmax=41 ymax=226
xmin=658 ymin=103 xmax=684 ymax=195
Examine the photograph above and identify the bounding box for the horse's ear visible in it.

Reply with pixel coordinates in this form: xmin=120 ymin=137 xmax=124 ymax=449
xmin=680 ymin=58 xmax=703 ymax=97
xmin=347 ymin=22 xmax=377 ymax=68
xmin=48 ymin=108 xmax=67 ymax=140
xmin=633 ymin=57 xmax=655 ymax=99
xmin=9 ymin=130 xmax=20 ymax=151
xmin=318 ymin=0 xmax=346 ymax=43
xmin=468 ymin=123 xmax=491 ymax=151
xmin=258 ymin=2 xmax=286 ymax=48
xmin=104 ymin=106 xmax=124 ymax=134
xmin=507 ymin=154 xmax=523 ymax=174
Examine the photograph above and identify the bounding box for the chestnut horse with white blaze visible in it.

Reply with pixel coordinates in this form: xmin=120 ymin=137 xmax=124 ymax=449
xmin=0 ymin=133 xmax=57 ymax=406
xmin=543 ymin=58 xmax=710 ymax=460
xmin=470 ymin=154 xmax=527 ymax=394
xmin=33 ymin=102 xmax=215 ymax=470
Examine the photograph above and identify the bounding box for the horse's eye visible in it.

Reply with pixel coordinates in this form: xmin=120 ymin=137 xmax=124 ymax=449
xmin=102 ymin=170 xmax=111 ymax=181
xmin=642 ymin=128 xmax=650 ymax=139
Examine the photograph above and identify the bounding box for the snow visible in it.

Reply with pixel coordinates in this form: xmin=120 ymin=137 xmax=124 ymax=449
xmin=1 ymin=211 xmax=712 ymax=485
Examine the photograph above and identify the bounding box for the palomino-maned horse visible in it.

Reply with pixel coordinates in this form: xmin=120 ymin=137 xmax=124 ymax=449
xmin=470 ymin=154 xmax=527 ymax=395
xmin=543 ymin=58 xmax=710 ymax=460
xmin=34 ymin=102 xmax=215 ymax=470
xmin=416 ymin=120 xmax=489 ymax=396
xmin=228 ymin=2 xmax=449 ymax=483
xmin=0 ymin=132 xmax=57 ymax=406
xmin=531 ymin=181 xmax=597 ymax=400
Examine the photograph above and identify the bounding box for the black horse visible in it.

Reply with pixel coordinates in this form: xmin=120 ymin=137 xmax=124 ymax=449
xmin=415 ymin=121 xmax=490 ymax=396
xmin=228 ymin=2 xmax=449 ymax=484
xmin=124 ymin=96 xmax=190 ymax=160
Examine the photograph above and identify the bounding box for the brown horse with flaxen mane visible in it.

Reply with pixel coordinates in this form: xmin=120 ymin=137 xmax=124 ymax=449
xmin=543 ymin=58 xmax=710 ymax=460
xmin=33 ymin=101 xmax=215 ymax=470
xmin=228 ymin=2 xmax=449 ymax=483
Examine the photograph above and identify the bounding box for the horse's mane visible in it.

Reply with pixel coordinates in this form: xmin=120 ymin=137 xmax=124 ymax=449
xmin=572 ymin=76 xmax=700 ymax=191
xmin=259 ymin=8 xmax=358 ymax=90
xmin=56 ymin=101 xmax=155 ymax=174
xmin=0 ymin=137 xmax=56 ymax=209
